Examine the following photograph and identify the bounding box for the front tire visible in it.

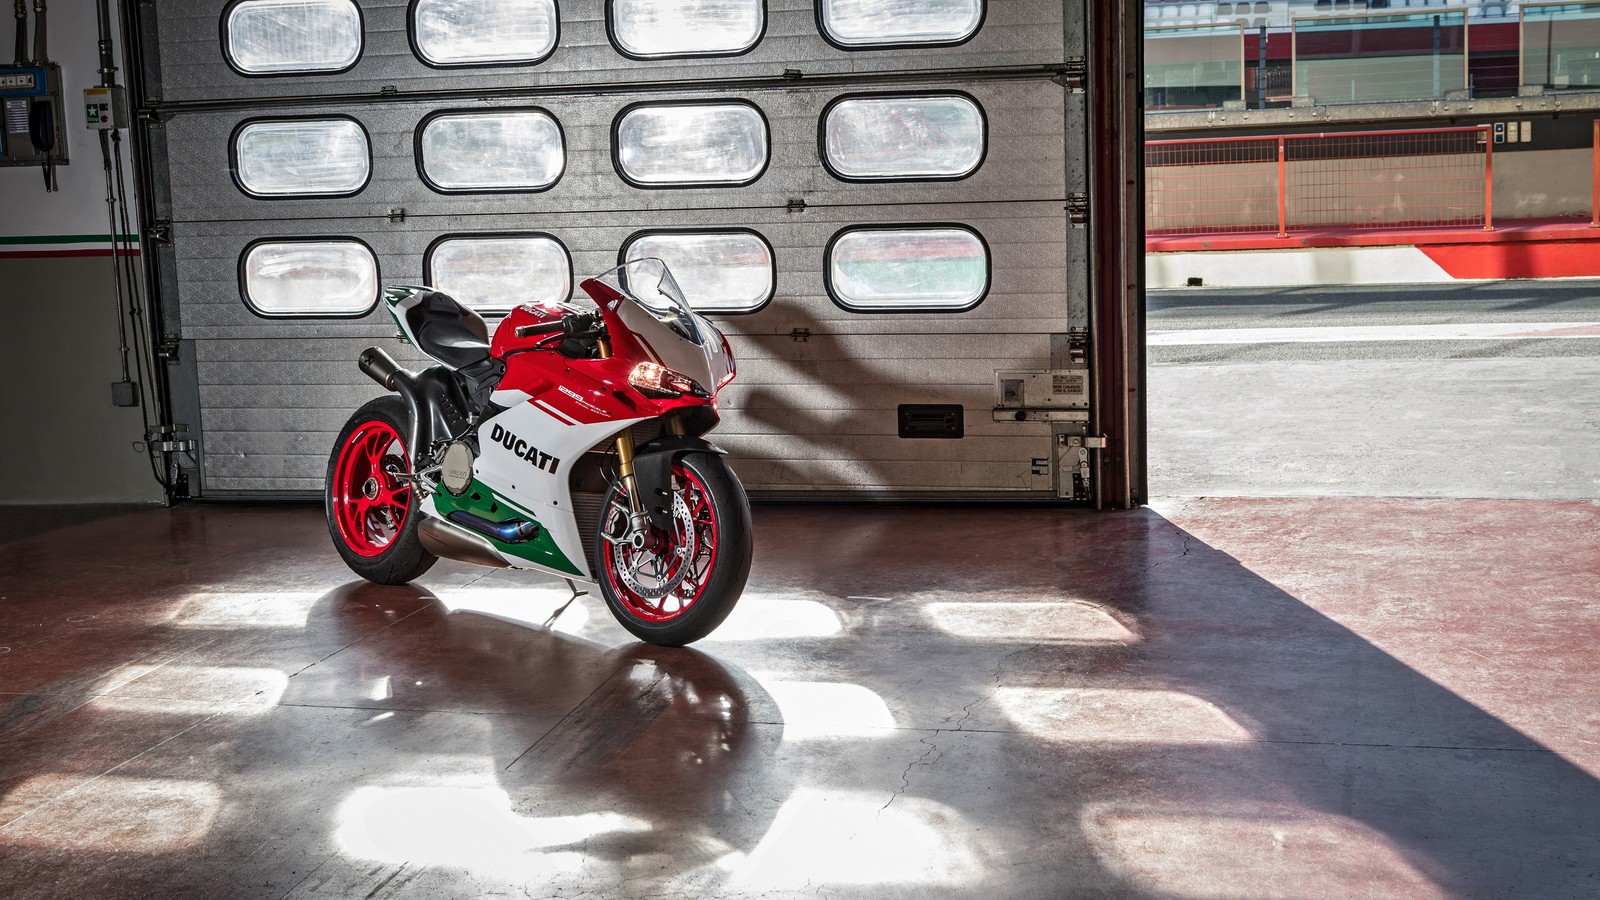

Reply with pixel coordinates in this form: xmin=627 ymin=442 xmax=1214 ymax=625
xmin=595 ymin=451 xmax=753 ymax=646
xmin=325 ymin=396 xmax=437 ymax=585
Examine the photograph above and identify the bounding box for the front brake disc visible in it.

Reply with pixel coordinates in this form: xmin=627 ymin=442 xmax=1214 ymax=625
xmin=612 ymin=490 xmax=696 ymax=601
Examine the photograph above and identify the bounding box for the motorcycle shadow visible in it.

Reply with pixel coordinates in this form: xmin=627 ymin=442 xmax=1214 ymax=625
xmin=302 ymin=580 xmax=789 ymax=871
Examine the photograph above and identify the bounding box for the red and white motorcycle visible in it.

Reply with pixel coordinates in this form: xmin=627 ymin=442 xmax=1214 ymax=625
xmin=324 ymin=259 xmax=752 ymax=646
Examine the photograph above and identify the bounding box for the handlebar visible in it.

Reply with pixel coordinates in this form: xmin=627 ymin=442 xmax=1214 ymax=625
xmin=513 ymin=319 xmax=566 ymax=339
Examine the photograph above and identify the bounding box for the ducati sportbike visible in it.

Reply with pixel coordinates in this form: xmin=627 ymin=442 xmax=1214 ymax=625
xmin=324 ymin=259 xmax=752 ymax=646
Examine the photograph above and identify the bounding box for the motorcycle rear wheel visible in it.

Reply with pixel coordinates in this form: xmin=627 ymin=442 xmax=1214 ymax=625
xmin=325 ymin=396 xmax=437 ymax=585
xmin=595 ymin=451 xmax=753 ymax=646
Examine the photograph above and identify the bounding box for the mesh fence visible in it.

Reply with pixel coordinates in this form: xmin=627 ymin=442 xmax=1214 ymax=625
xmin=1146 ymin=127 xmax=1489 ymax=236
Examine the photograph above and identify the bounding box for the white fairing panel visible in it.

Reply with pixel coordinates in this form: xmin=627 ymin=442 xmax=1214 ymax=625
xmin=423 ymin=391 xmax=647 ymax=582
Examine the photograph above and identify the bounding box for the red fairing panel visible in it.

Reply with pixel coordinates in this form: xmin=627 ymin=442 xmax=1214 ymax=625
xmin=491 ymin=304 xmax=717 ymax=427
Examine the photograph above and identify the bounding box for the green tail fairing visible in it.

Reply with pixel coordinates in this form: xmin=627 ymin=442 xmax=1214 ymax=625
xmin=430 ymin=479 xmax=582 ymax=576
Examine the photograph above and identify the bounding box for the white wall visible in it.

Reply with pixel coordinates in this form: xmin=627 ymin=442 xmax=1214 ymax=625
xmin=0 ymin=0 xmax=162 ymax=505
xmin=0 ymin=0 xmax=138 ymax=238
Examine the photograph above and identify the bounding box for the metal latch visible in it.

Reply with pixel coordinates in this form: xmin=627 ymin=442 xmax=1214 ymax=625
xmin=1066 ymin=193 xmax=1089 ymax=227
xmin=144 ymin=218 xmax=171 ymax=245
xmin=1053 ymin=58 xmax=1087 ymax=92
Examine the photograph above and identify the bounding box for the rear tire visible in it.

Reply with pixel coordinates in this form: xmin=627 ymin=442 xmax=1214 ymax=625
xmin=325 ymin=396 xmax=437 ymax=585
xmin=595 ymin=451 xmax=753 ymax=646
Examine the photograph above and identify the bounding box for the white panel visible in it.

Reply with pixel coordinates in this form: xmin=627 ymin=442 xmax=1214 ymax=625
xmin=823 ymin=94 xmax=984 ymax=180
xmin=828 ymin=227 xmax=989 ymax=311
xmin=818 ymin=0 xmax=984 ymax=47
xmin=240 ymin=240 xmax=379 ymax=316
xmin=610 ymin=0 xmax=763 ymax=58
xmin=418 ymin=109 xmax=565 ymax=192
xmin=614 ymin=102 xmax=768 ymax=186
xmin=411 ymin=0 xmax=558 ymax=66
xmin=427 ymin=235 xmax=572 ymax=311
xmin=233 ymin=118 xmax=370 ymax=196
xmin=223 ymin=0 xmax=362 ymax=74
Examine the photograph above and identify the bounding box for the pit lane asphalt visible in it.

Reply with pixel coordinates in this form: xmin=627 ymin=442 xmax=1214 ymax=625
xmin=1146 ymin=280 xmax=1600 ymax=499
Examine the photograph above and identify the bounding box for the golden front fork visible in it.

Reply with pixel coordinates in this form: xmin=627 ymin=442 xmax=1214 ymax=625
xmin=594 ymin=336 xmax=649 ymax=518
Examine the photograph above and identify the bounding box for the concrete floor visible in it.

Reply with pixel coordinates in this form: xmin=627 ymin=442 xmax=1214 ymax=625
xmin=1 ymin=501 xmax=1597 ymax=899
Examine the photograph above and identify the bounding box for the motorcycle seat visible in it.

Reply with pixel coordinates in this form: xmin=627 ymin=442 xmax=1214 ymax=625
xmin=407 ymin=290 xmax=491 ymax=369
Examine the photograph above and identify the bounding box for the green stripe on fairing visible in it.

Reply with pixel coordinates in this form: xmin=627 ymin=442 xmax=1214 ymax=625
xmin=431 ymin=479 xmax=582 ymax=576
xmin=0 ymin=234 xmax=138 ymax=245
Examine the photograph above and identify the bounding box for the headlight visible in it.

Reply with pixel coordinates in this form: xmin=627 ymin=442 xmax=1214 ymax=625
xmin=630 ymin=361 xmax=707 ymax=399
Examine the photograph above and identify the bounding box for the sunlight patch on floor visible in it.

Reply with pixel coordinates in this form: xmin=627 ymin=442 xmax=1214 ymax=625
xmin=88 ymin=665 xmax=289 ymax=716
xmin=169 ymin=591 xmax=324 ymax=629
xmin=752 ymin=677 xmax=896 ymax=739
xmin=1082 ymin=803 xmax=1446 ymax=899
xmin=335 ymin=785 xmax=651 ymax=881
xmin=730 ymin=788 xmax=984 ymax=889
xmin=0 ymin=775 xmax=221 ymax=852
xmin=995 ymin=688 xmax=1251 ymax=742
xmin=923 ymin=601 xmax=1136 ymax=643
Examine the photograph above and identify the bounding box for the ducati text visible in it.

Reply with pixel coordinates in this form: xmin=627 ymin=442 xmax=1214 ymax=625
xmin=490 ymin=423 xmax=561 ymax=474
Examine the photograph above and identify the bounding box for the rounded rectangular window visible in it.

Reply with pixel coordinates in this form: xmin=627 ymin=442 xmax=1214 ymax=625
xmin=818 ymin=0 xmax=982 ymax=49
xmin=411 ymin=0 xmax=558 ymax=67
xmin=232 ymin=118 xmax=371 ymax=198
xmin=426 ymin=234 xmax=571 ymax=313
xmin=822 ymin=93 xmax=984 ymax=181
xmin=241 ymin=239 xmax=379 ymax=317
xmin=609 ymin=0 xmax=764 ymax=59
xmin=418 ymin=109 xmax=565 ymax=193
xmin=224 ymin=0 xmax=363 ymax=75
xmin=623 ymin=230 xmax=774 ymax=314
xmin=614 ymin=102 xmax=768 ymax=187
xmin=826 ymin=226 xmax=989 ymax=312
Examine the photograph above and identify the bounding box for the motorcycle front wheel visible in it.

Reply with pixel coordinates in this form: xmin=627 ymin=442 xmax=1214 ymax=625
xmin=595 ymin=451 xmax=753 ymax=646
xmin=325 ymin=396 xmax=437 ymax=585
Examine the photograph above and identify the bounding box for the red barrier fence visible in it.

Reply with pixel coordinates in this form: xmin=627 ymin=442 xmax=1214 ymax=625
xmin=1145 ymin=126 xmax=1493 ymax=237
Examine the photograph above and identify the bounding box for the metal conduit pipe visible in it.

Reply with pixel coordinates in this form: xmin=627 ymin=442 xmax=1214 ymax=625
xmin=13 ymin=0 xmax=26 ymax=66
xmin=31 ymin=0 xmax=45 ymax=64
xmin=96 ymin=0 xmax=115 ymax=86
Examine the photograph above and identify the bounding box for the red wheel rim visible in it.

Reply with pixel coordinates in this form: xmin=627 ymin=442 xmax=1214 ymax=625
xmin=332 ymin=420 xmax=411 ymax=557
xmin=603 ymin=463 xmax=719 ymax=623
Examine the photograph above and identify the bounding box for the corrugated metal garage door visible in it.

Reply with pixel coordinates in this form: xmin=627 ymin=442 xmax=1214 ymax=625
xmin=141 ymin=0 xmax=1090 ymax=500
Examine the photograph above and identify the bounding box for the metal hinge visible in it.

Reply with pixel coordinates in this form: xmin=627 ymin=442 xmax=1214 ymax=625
xmin=1066 ymin=193 xmax=1089 ymax=227
xmin=388 ymin=208 xmax=406 ymax=223
xmin=157 ymin=338 xmax=181 ymax=362
xmin=783 ymin=68 xmax=803 ymax=81
xmin=1067 ymin=327 xmax=1089 ymax=365
xmin=785 ymin=198 xmax=807 ymax=213
xmin=1059 ymin=434 xmax=1108 ymax=449
xmin=789 ymin=328 xmax=811 ymax=342
xmin=145 ymin=218 xmax=171 ymax=245
xmin=1054 ymin=58 xmax=1087 ymax=93
xmin=147 ymin=424 xmax=196 ymax=453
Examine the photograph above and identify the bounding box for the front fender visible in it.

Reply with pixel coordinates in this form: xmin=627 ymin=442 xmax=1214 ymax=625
xmin=633 ymin=435 xmax=726 ymax=531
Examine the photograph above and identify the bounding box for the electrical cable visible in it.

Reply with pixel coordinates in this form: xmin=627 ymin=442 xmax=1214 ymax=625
xmin=112 ymin=129 xmax=168 ymax=488
xmin=99 ymin=129 xmax=132 ymax=384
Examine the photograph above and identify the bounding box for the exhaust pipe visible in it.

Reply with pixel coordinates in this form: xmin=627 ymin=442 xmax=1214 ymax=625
xmin=418 ymin=517 xmax=511 ymax=569
xmin=359 ymin=346 xmax=401 ymax=391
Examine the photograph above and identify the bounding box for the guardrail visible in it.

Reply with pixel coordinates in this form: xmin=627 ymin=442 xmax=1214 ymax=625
xmin=1145 ymin=125 xmax=1493 ymax=237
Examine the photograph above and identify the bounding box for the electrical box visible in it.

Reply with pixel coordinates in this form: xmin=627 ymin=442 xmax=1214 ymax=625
xmin=0 ymin=64 xmax=67 ymax=166
xmin=83 ymin=85 xmax=128 ymax=131
xmin=993 ymin=368 xmax=1091 ymax=423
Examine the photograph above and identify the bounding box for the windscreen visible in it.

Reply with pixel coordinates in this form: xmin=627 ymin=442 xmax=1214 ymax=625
xmin=591 ymin=258 xmax=703 ymax=345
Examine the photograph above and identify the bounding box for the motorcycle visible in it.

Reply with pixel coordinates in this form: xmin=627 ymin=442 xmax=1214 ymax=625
xmin=324 ymin=258 xmax=753 ymax=646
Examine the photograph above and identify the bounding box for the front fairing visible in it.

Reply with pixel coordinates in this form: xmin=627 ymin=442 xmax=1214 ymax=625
xmin=580 ymin=260 xmax=735 ymax=398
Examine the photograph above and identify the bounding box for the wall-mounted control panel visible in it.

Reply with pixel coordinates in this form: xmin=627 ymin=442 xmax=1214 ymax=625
xmin=0 ymin=64 xmax=68 ymax=167
xmin=84 ymin=85 xmax=128 ymax=131
xmin=993 ymin=368 xmax=1091 ymax=423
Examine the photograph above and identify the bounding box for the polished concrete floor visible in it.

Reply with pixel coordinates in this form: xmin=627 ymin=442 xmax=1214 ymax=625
xmin=1 ymin=500 xmax=1597 ymax=898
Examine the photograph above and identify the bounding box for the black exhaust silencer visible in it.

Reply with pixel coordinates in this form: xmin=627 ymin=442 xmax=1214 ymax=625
xmin=359 ymin=347 xmax=402 ymax=391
